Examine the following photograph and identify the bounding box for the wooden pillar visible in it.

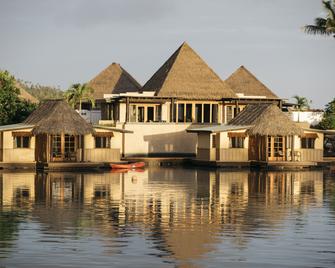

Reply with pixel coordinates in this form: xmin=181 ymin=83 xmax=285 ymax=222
xmin=47 ymin=135 xmax=51 ymax=162
xmin=235 ymin=100 xmax=239 ymax=117
xmin=125 ymin=97 xmax=130 ymax=122
xmin=81 ymin=135 xmax=85 ymax=162
xmin=291 ymin=135 xmax=295 ymax=162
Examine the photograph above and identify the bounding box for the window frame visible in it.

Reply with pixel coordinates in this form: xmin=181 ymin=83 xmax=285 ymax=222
xmin=301 ymin=137 xmax=315 ymax=149
xmin=229 ymin=137 xmax=245 ymax=148
xmin=95 ymin=136 xmax=111 ymax=149
xmin=14 ymin=136 xmax=30 ymax=149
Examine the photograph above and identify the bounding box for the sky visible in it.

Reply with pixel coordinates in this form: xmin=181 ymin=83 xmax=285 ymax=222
xmin=0 ymin=0 xmax=334 ymax=108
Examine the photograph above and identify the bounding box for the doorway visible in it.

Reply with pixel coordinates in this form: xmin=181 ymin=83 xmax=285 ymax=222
xmin=51 ymin=134 xmax=76 ymax=161
xmin=267 ymin=136 xmax=285 ymax=161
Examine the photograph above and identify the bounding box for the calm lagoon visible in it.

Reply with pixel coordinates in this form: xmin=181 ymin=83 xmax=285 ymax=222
xmin=0 ymin=167 xmax=335 ymax=267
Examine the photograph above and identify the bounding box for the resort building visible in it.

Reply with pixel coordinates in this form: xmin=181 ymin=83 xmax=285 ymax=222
xmin=188 ymin=103 xmax=324 ymax=167
xmin=98 ymin=42 xmax=281 ymax=156
xmin=0 ymin=100 xmax=131 ymax=169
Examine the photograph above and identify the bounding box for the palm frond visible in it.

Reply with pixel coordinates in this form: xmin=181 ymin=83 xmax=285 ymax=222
xmin=304 ymin=25 xmax=331 ymax=35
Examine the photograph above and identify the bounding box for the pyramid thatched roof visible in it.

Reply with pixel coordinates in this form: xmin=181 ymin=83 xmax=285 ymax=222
xmin=88 ymin=63 xmax=141 ymax=100
xmin=225 ymin=66 xmax=279 ymax=99
xmin=229 ymin=103 xmax=303 ymax=136
xmin=24 ymin=99 xmax=93 ymax=135
xmin=141 ymin=42 xmax=237 ymax=100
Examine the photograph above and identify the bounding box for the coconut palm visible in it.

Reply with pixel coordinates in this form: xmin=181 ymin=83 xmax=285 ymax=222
xmin=303 ymin=0 xmax=335 ymax=38
xmin=293 ymin=95 xmax=311 ymax=122
xmin=65 ymin=83 xmax=95 ymax=112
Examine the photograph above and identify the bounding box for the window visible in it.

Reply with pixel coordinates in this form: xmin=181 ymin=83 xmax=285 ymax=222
xmin=95 ymin=137 xmax=110 ymax=148
xmin=137 ymin=107 xmax=145 ymax=122
xmin=301 ymin=138 xmax=315 ymax=149
xmin=186 ymin=104 xmax=192 ymax=122
xmin=230 ymin=137 xmax=244 ymax=148
xmin=155 ymin=105 xmax=162 ymax=121
xmin=212 ymin=104 xmax=218 ymax=123
xmin=15 ymin=136 xmax=30 ymax=148
xmin=147 ymin=107 xmax=154 ymax=122
xmin=234 ymin=107 xmax=241 ymax=117
xmin=64 ymin=135 xmax=75 ymax=154
xmin=178 ymin=104 xmax=184 ymax=122
xmin=129 ymin=105 xmax=137 ymax=122
xmin=195 ymin=104 xmax=202 ymax=123
xmin=212 ymin=134 xmax=217 ymax=148
xmin=226 ymin=106 xmax=233 ymax=123
xmin=203 ymin=104 xmax=211 ymax=123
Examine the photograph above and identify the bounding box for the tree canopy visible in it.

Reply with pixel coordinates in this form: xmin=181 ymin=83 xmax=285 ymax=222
xmin=292 ymin=95 xmax=311 ymax=110
xmin=304 ymin=0 xmax=335 ymax=38
xmin=317 ymin=98 xmax=335 ymax=129
xmin=65 ymin=83 xmax=95 ymax=112
xmin=0 ymin=70 xmax=36 ymax=125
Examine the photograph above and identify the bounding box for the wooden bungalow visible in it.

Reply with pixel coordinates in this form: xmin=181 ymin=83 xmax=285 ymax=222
xmin=188 ymin=103 xmax=324 ymax=167
xmin=0 ymin=100 xmax=131 ymax=169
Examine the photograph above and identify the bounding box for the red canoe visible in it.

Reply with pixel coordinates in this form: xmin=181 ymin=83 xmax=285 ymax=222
xmin=110 ymin=161 xmax=145 ymax=169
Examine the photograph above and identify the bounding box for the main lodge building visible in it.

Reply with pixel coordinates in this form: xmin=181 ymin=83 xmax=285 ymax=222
xmin=0 ymin=42 xmax=325 ymax=169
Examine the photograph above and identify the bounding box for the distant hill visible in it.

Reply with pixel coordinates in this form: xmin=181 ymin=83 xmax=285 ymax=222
xmin=18 ymin=80 xmax=64 ymax=101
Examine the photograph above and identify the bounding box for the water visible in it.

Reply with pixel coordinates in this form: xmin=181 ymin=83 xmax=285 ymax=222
xmin=0 ymin=167 xmax=335 ymax=268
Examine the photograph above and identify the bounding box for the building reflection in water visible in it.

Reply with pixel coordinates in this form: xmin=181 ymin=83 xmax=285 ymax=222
xmin=0 ymin=168 xmax=326 ymax=264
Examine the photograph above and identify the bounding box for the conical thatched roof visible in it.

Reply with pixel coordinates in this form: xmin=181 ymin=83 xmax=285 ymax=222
xmin=225 ymin=66 xmax=279 ymax=99
xmin=229 ymin=103 xmax=303 ymax=136
xmin=141 ymin=42 xmax=237 ymax=100
xmin=24 ymin=99 xmax=93 ymax=135
xmin=88 ymin=63 xmax=141 ymax=100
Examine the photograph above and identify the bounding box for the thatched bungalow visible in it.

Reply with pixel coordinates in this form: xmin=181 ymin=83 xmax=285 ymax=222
xmin=99 ymin=42 xmax=282 ymax=156
xmin=0 ymin=100 xmax=131 ymax=168
xmin=188 ymin=103 xmax=324 ymax=166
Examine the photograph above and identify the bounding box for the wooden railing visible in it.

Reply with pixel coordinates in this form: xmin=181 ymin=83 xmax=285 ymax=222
xmin=83 ymin=148 xmax=120 ymax=162
xmin=218 ymin=148 xmax=248 ymax=161
xmin=300 ymin=149 xmax=323 ymax=162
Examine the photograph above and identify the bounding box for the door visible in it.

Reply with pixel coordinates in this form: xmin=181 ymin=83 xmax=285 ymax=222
xmin=267 ymin=136 xmax=285 ymax=161
xmin=51 ymin=134 xmax=76 ymax=161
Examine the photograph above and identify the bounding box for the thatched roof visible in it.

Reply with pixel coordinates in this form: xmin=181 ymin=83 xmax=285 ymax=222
xmin=141 ymin=42 xmax=237 ymax=100
xmin=229 ymin=103 xmax=303 ymax=136
xmin=88 ymin=63 xmax=141 ymax=100
xmin=24 ymin=99 xmax=93 ymax=135
xmin=225 ymin=66 xmax=279 ymax=99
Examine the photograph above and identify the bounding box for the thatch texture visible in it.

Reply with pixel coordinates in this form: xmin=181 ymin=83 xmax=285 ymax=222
xmin=88 ymin=63 xmax=141 ymax=100
xmin=141 ymin=42 xmax=237 ymax=100
xmin=229 ymin=103 xmax=303 ymax=136
xmin=225 ymin=66 xmax=279 ymax=99
xmin=24 ymin=99 xmax=93 ymax=135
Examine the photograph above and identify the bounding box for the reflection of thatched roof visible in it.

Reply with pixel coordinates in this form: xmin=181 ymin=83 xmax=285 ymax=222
xmin=229 ymin=103 xmax=303 ymax=136
xmin=16 ymin=82 xmax=39 ymax=103
xmin=225 ymin=66 xmax=279 ymax=99
xmin=141 ymin=42 xmax=237 ymax=100
xmin=88 ymin=63 xmax=141 ymax=100
xmin=24 ymin=100 xmax=93 ymax=135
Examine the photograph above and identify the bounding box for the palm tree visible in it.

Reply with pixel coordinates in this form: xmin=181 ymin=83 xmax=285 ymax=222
xmin=293 ymin=95 xmax=311 ymax=122
xmin=303 ymin=0 xmax=335 ymax=38
xmin=65 ymin=83 xmax=95 ymax=112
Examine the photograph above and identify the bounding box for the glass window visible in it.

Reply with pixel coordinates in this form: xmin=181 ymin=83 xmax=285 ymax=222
xmin=230 ymin=137 xmax=244 ymax=148
xmin=137 ymin=107 xmax=145 ymax=122
xmin=212 ymin=104 xmax=218 ymax=123
xmin=301 ymin=138 xmax=315 ymax=149
xmin=15 ymin=136 xmax=30 ymax=148
xmin=129 ymin=105 xmax=137 ymax=122
xmin=95 ymin=137 xmax=110 ymax=148
xmin=204 ymin=104 xmax=211 ymax=123
xmin=147 ymin=107 xmax=154 ymax=122
xmin=234 ymin=107 xmax=241 ymax=117
xmin=226 ymin=106 xmax=233 ymax=123
xmin=186 ymin=104 xmax=192 ymax=122
xmin=178 ymin=103 xmax=184 ymax=122
xmin=155 ymin=105 xmax=162 ymax=122
xmin=172 ymin=103 xmax=177 ymax=122
xmin=64 ymin=135 xmax=75 ymax=153
xmin=195 ymin=104 xmax=202 ymax=123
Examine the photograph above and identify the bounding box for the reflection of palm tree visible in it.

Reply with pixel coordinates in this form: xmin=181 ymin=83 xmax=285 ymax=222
xmin=293 ymin=95 xmax=311 ymax=122
xmin=303 ymin=0 xmax=335 ymax=38
xmin=64 ymin=83 xmax=95 ymax=112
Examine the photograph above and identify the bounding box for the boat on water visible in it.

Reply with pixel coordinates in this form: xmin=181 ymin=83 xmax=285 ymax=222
xmin=110 ymin=161 xmax=145 ymax=169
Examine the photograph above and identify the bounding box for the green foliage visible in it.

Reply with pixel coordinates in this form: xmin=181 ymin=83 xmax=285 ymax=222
xmin=303 ymin=0 xmax=335 ymax=38
xmin=65 ymin=83 xmax=95 ymax=111
xmin=317 ymin=98 xmax=335 ymax=129
xmin=18 ymin=80 xmax=64 ymax=101
xmin=293 ymin=95 xmax=311 ymax=110
xmin=0 ymin=70 xmax=37 ymax=125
